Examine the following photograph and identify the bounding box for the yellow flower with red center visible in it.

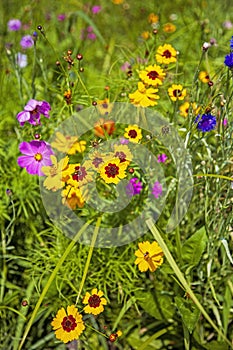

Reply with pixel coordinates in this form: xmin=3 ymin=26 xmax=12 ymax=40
xmin=83 ymin=288 xmax=107 ymax=315
xmin=66 ymin=161 xmax=93 ymax=187
xmin=51 ymin=305 xmax=85 ymax=343
xmin=109 ymin=330 xmax=122 ymax=342
xmin=99 ymin=157 xmax=128 ymax=184
xmin=179 ymin=102 xmax=190 ymax=117
xmin=139 ymin=65 xmax=165 ymax=86
xmin=156 ymin=44 xmax=177 ymax=65
xmin=113 ymin=144 xmax=133 ymax=165
xmin=62 ymin=185 xmax=87 ymax=209
xmin=124 ymin=124 xmax=142 ymax=143
xmin=163 ymin=23 xmax=176 ymax=33
xmin=51 ymin=132 xmax=86 ymax=154
xmin=199 ymin=71 xmax=210 ymax=83
xmin=42 ymin=155 xmax=69 ymax=191
xmin=94 ymin=117 xmax=115 ymax=138
xmin=129 ymin=82 xmax=160 ymax=107
xmin=134 ymin=241 xmax=164 ymax=272
xmin=168 ymin=84 xmax=186 ymax=101
xmin=148 ymin=13 xmax=159 ymax=24
xmin=96 ymin=98 xmax=113 ymax=115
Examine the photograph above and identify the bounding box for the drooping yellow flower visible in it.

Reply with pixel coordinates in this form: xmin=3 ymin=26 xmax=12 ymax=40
xmin=179 ymin=102 xmax=190 ymax=117
xmin=51 ymin=305 xmax=85 ymax=343
xmin=124 ymin=124 xmax=142 ymax=143
xmin=198 ymin=71 xmax=210 ymax=83
xmin=129 ymin=82 xmax=160 ymax=107
xmin=168 ymin=84 xmax=186 ymax=101
xmin=99 ymin=158 xmax=128 ymax=184
xmin=62 ymin=185 xmax=87 ymax=209
xmin=51 ymin=132 xmax=86 ymax=155
xmin=42 ymin=155 xmax=69 ymax=191
xmin=156 ymin=44 xmax=177 ymax=65
xmin=134 ymin=241 xmax=164 ymax=272
xmin=83 ymin=288 xmax=107 ymax=315
xmin=139 ymin=65 xmax=165 ymax=86
xmin=148 ymin=13 xmax=159 ymax=24
xmin=163 ymin=23 xmax=176 ymax=33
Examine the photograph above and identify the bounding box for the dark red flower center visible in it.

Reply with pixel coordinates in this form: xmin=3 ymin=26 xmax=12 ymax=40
xmin=128 ymin=130 xmax=137 ymax=138
xmin=102 ymin=103 xmax=108 ymax=109
xmin=72 ymin=166 xmax=87 ymax=181
xmin=162 ymin=49 xmax=172 ymax=58
xmin=61 ymin=315 xmax=77 ymax=332
xmin=88 ymin=294 xmax=101 ymax=308
xmin=92 ymin=157 xmax=103 ymax=168
xmin=144 ymin=251 xmax=150 ymax=260
xmin=147 ymin=70 xmax=159 ymax=80
xmin=115 ymin=151 xmax=126 ymax=162
xmin=173 ymin=89 xmax=182 ymax=97
xmin=105 ymin=163 xmax=119 ymax=178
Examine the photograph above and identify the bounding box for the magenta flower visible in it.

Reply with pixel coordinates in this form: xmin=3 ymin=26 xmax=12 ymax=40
xmin=8 ymin=19 xmax=21 ymax=31
xmin=126 ymin=178 xmax=143 ymax=197
xmin=17 ymin=99 xmax=51 ymax=126
xmin=20 ymin=35 xmax=34 ymax=49
xmin=17 ymin=140 xmax=54 ymax=176
xmin=57 ymin=14 xmax=66 ymax=21
xmin=92 ymin=5 xmax=102 ymax=14
xmin=157 ymin=154 xmax=167 ymax=163
xmin=152 ymin=181 xmax=162 ymax=198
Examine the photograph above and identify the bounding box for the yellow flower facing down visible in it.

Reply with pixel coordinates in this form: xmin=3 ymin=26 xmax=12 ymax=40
xmin=163 ymin=23 xmax=176 ymax=33
xmin=83 ymin=288 xmax=107 ymax=315
xmin=51 ymin=305 xmax=85 ymax=343
xmin=124 ymin=124 xmax=142 ymax=143
xmin=129 ymin=82 xmax=160 ymax=107
xmin=139 ymin=65 xmax=165 ymax=86
xmin=168 ymin=84 xmax=186 ymax=101
xmin=62 ymin=185 xmax=87 ymax=209
xmin=199 ymin=71 xmax=210 ymax=83
xmin=42 ymin=155 xmax=69 ymax=191
xmin=99 ymin=157 xmax=128 ymax=184
xmin=156 ymin=44 xmax=177 ymax=65
xmin=179 ymin=102 xmax=190 ymax=117
xmin=51 ymin=132 xmax=86 ymax=155
xmin=135 ymin=241 xmax=164 ymax=272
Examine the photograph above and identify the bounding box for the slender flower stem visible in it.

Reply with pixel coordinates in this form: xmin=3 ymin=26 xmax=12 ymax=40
xmin=76 ymin=216 xmax=102 ymax=304
xmin=146 ymin=219 xmax=233 ymax=348
xmin=18 ymin=221 xmax=92 ymax=350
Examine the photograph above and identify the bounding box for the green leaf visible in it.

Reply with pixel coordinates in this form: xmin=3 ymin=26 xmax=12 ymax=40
xmin=175 ymin=296 xmax=201 ymax=333
xmin=205 ymin=341 xmax=229 ymax=350
xmin=181 ymin=226 xmax=207 ymax=269
xmin=135 ymin=291 xmax=175 ymax=320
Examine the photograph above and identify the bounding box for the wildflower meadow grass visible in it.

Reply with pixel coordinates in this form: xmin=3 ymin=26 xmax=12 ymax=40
xmin=1 ymin=0 xmax=233 ymax=349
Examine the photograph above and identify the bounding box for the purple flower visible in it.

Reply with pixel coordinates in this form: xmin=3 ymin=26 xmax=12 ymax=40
xmin=17 ymin=99 xmax=51 ymax=126
xmin=152 ymin=181 xmax=162 ymax=198
xmin=16 ymin=52 xmax=27 ymax=68
xmin=195 ymin=114 xmax=216 ymax=132
xmin=121 ymin=61 xmax=131 ymax=72
xmin=224 ymin=52 xmax=233 ymax=68
xmin=223 ymin=118 xmax=228 ymax=126
xmin=126 ymin=178 xmax=143 ymax=197
xmin=223 ymin=20 xmax=233 ymax=29
xmin=57 ymin=14 xmax=66 ymax=21
xmin=8 ymin=19 xmax=21 ymax=31
xmin=17 ymin=140 xmax=54 ymax=176
xmin=230 ymin=36 xmax=233 ymax=49
xmin=157 ymin=154 xmax=167 ymax=163
xmin=20 ymin=35 xmax=34 ymax=49
xmin=87 ymin=32 xmax=97 ymax=40
xmin=119 ymin=137 xmax=129 ymax=145
xmin=92 ymin=5 xmax=102 ymax=14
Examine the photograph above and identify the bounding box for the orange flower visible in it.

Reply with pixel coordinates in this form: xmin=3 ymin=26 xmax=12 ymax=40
xmin=94 ymin=118 xmax=115 ymax=137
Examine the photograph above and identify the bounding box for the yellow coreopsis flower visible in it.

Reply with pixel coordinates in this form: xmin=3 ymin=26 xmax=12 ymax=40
xmin=113 ymin=144 xmax=133 ymax=165
xmin=134 ymin=241 xmax=164 ymax=272
xmin=96 ymin=98 xmax=113 ymax=115
xmin=51 ymin=132 xmax=86 ymax=155
xmin=168 ymin=84 xmax=187 ymax=101
xmin=139 ymin=64 xmax=165 ymax=86
xmin=99 ymin=157 xmax=128 ymax=184
xmin=42 ymin=155 xmax=69 ymax=191
xmin=156 ymin=44 xmax=177 ymax=65
xmin=124 ymin=124 xmax=142 ymax=143
xmin=51 ymin=305 xmax=85 ymax=343
xmin=199 ymin=71 xmax=210 ymax=83
xmin=129 ymin=82 xmax=160 ymax=107
xmin=62 ymin=185 xmax=87 ymax=209
xmin=83 ymin=288 xmax=107 ymax=315
xmin=179 ymin=102 xmax=190 ymax=117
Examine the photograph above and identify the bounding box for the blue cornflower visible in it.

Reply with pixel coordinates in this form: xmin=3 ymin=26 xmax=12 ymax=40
xmin=195 ymin=113 xmax=216 ymax=132
xmin=230 ymin=36 xmax=233 ymax=49
xmin=224 ymin=52 xmax=233 ymax=68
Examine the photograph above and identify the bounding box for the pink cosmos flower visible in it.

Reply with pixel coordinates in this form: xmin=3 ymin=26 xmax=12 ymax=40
xmin=17 ymin=99 xmax=51 ymax=126
xmin=17 ymin=140 xmax=54 ymax=176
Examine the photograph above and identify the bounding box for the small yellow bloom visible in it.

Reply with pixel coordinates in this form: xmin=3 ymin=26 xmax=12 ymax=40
xmin=163 ymin=23 xmax=176 ymax=33
xmin=62 ymin=185 xmax=87 ymax=209
xmin=139 ymin=64 xmax=165 ymax=86
xmin=179 ymin=102 xmax=190 ymax=117
xmin=148 ymin=13 xmax=159 ymax=24
xmin=51 ymin=132 xmax=86 ymax=155
xmin=42 ymin=155 xmax=69 ymax=191
xmin=156 ymin=44 xmax=177 ymax=65
xmin=99 ymin=158 xmax=128 ymax=184
xmin=124 ymin=124 xmax=142 ymax=143
xmin=135 ymin=241 xmax=164 ymax=272
xmin=83 ymin=288 xmax=107 ymax=315
xmin=129 ymin=82 xmax=160 ymax=107
xmin=141 ymin=31 xmax=150 ymax=40
xmin=168 ymin=84 xmax=186 ymax=101
xmin=199 ymin=71 xmax=210 ymax=83
xmin=96 ymin=98 xmax=113 ymax=115
xmin=51 ymin=305 xmax=85 ymax=343
xmin=112 ymin=0 xmax=124 ymax=3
